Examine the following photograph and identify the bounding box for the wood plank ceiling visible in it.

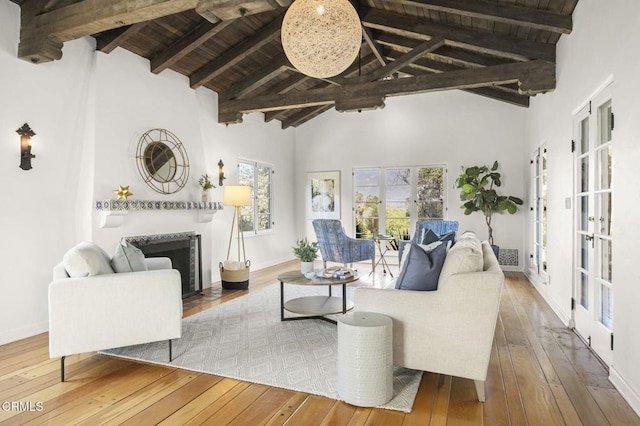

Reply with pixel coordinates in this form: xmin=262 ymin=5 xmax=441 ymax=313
xmin=11 ymin=0 xmax=579 ymax=129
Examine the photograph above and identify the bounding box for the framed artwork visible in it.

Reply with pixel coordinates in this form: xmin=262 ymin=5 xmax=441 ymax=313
xmin=307 ymin=171 xmax=341 ymax=219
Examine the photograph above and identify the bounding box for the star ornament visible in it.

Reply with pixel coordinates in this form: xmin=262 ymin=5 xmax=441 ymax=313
xmin=114 ymin=185 xmax=133 ymax=200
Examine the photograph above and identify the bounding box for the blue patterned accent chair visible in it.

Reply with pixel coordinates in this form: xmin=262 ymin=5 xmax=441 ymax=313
xmin=398 ymin=220 xmax=459 ymax=261
xmin=312 ymin=219 xmax=375 ymax=271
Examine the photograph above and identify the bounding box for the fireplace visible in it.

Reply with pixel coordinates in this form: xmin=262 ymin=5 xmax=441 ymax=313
xmin=126 ymin=232 xmax=202 ymax=298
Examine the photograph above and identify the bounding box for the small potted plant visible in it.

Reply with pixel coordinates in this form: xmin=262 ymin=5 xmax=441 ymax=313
xmin=198 ymin=174 xmax=216 ymax=202
xmin=293 ymin=238 xmax=319 ymax=275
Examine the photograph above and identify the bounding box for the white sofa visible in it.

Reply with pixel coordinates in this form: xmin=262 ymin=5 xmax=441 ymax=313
xmin=354 ymin=239 xmax=503 ymax=401
xmin=49 ymin=247 xmax=183 ymax=381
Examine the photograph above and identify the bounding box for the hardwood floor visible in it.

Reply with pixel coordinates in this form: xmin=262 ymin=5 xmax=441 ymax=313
xmin=1 ymin=261 xmax=638 ymax=425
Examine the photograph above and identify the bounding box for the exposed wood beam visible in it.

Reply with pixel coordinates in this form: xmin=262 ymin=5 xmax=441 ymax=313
xmin=262 ymin=74 xmax=311 ymax=122
xmin=266 ymin=53 xmax=379 ymax=123
xmin=394 ymin=60 xmax=529 ymax=106
xmin=96 ymin=22 xmax=147 ymax=53
xmin=150 ymin=19 xmax=235 ymax=74
xmin=189 ymin=13 xmax=283 ymax=88
xmin=464 ymin=87 xmax=530 ymax=107
xmin=282 ymin=105 xmax=333 ymax=129
xmin=383 ymin=46 xmax=521 ymax=95
xmin=23 ymin=0 xmax=198 ymax=41
xmin=375 ymin=32 xmax=512 ymax=69
xmin=18 ymin=0 xmax=198 ymax=62
xmin=360 ymin=7 xmax=556 ymax=62
xmin=280 ymin=43 xmax=444 ymax=124
xmin=362 ymin=26 xmax=387 ymax=67
xmin=196 ymin=0 xmax=288 ymax=21
xmin=219 ymin=60 xmax=555 ymax=123
xmin=219 ymin=53 xmax=289 ymax=100
xmin=384 ymin=0 xmax=572 ymax=34
xmin=347 ymin=37 xmax=444 ymax=84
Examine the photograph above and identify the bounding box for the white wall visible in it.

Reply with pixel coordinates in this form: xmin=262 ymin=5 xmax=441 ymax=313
xmin=0 ymin=0 xmax=296 ymax=344
xmin=0 ymin=1 xmax=96 ymax=344
xmin=524 ymin=0 xmax=640 ymax=414
xmin=294 ymin=90 xmax=527 ymax=268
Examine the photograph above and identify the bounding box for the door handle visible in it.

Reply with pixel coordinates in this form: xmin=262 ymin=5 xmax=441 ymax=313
xmin=585 ymin=234 xmax=595 ymax=248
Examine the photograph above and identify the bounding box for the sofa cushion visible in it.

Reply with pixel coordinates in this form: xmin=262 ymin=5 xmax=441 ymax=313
xmin=395 ymin=242 xmax=447 ymax=291
xmin=63 ymin=242 xmax=115 ymax=277
xmin=111 ymin=240 xmax=148 ymax=273
xmin=399 ymin=240 xmax=443 ymax=271
xmin=438 ymin=231 xmax=483 ymax=287
xmin=421 ymin=229 xmax=456 ymax=246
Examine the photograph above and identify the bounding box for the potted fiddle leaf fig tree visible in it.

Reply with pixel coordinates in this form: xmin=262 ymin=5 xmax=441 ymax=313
xmin=454 ymin=161 xmax=523 ymax=255
xmin=293 ymin=238 xmax=319 ymax=275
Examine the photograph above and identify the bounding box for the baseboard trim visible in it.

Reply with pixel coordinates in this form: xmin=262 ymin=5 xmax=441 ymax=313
xmin=0 ymin=321 xmax=48 ymax=346
xmin=523 ymin=270 xmax=571 ymax=326
xmin=610 ymin=365 xmax=640 ymax=417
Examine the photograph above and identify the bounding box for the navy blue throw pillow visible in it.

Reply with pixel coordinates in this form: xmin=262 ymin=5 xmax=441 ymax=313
xmin=421 ymin=229 xmax=456 ymax=245
xmin=395 ymin=242 xmax=447 ymax=291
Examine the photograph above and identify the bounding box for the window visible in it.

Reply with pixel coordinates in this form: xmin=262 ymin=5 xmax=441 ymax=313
xmin=238 ymin=160 xmax=274 ymax=233
xmin=354 ymin=166 xmax=446 ymax=240
xmin=531 ymin=145 xmax=548 ymax=276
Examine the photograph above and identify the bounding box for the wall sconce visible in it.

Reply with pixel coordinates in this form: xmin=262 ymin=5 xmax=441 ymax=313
xmin=17 ymin=123 xmax=36 ymax=171
xmin=218 ymin=159 xmax=225 ymax=186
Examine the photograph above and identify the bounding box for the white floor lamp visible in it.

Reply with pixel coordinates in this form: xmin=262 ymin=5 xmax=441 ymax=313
xmin=220 ymin=185 xmax=252 ymax=289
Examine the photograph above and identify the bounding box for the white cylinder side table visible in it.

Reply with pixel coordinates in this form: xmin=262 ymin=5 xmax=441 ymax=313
xmin=337 ymin=311 xmax=393 ymax=406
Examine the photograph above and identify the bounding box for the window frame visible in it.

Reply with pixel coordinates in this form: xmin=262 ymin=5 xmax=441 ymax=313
xmin=353 ymin=164 xmax=448 ymax=240
xmin=238 ymin=158 xmax=275 ymax=235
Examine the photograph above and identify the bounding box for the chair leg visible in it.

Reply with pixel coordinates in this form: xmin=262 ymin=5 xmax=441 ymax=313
xmin=169 ymin=339 xmax=173 ymax=362
xmin=60 ymin=356 xmax=66 ymax=382
xmin=474 ymin=380 xmax=485 ymax=402
xmin=323 ymin=260 xmax=327 ymax=269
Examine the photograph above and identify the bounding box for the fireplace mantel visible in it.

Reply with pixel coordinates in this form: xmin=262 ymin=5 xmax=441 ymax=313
xmin=95 ymin=199 xmax=223 ymax=228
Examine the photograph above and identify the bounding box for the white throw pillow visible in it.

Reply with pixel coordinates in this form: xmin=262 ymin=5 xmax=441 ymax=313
xmin=437 ymin=232 xmax=483 ymax=287
xmin=111 ymin=240 xmax=148 ymax=273
xmin=63 ymin=242 xmax=115 ymax=277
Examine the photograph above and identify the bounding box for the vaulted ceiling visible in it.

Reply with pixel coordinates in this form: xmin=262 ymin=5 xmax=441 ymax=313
xmin=11 ymin=0 xmax=579 ymax=128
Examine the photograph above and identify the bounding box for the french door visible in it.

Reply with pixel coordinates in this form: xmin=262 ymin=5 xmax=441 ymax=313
xmin=573 ymin=84 xmax=614 ymax=364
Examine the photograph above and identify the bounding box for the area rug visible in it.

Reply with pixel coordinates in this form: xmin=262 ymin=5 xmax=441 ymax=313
xmin=100 ymin=282 xmax=422 ymax=412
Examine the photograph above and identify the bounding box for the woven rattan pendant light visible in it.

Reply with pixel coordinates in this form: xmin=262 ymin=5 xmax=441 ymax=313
xmin=281 ymin=0 xmax=362 ymax=79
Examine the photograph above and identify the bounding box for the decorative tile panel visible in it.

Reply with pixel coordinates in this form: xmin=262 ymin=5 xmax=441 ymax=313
xmin=95 ymin=199 xmax=223 ymax=211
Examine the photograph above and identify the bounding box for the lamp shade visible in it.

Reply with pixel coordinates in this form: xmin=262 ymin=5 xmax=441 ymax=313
xmin=281 ymin=0 xmax=362 ymax=79
xmin=223 ymin=185 xmax=252 ymax=206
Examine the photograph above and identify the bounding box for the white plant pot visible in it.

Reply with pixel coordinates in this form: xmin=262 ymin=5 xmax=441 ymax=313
xmin=300 ymin=261 xmax=314 ymax=274
xmin=201 ymin=190 xmax=209 ymax=202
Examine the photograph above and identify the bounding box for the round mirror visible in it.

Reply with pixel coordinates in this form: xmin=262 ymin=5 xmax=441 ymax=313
xmin=143 ymin=142 xmax=176 ymax=183
xmin=136 ymin=129 xmax=189 ymax=194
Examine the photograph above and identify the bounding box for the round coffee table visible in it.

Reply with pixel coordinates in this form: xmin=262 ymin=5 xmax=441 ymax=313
xmin=277 ymin=270 xmax=359 ymax=323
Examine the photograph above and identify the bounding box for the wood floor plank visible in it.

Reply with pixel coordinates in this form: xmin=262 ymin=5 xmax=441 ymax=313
xmin=283 ymin=394 xmax=336 ymax=425
xmin=220 ymin=383 xmax=295 ymax=425
xmin=158 ymin=377 xmax=243 ymax=425
xmin=264 ymin=392 xmax=308 ymax=425
xmin=587 ymin=385 xmax=639 ymax=425
xmin=319 ymin=401 xmax=358 ymax=425
xmin=494 ymin=318 xmax=528 ymax=426
xmin=550 ymin=383 xmax=583 ymax=426
xmin=482 ymin=340 xmax=510 ymax=426
xmin=183 ymin=381 xmax=251 ymax=425
xmin=76 ymin=369 xmax=199 ymax=425
xmin=119 ymin=373 xmax=225 ymax=425
xmin=194 ymin=382 xmax=270 ymax=423
xmin=359 ymin=405 xmax=404 ymax=425
xmin=429 ymin=375 xmax=451 ymax=426
xmin=402 ymin=373 xmax=438 ymax=426
xmin=509 ymin=344 xmax=565 ymax=425
xmin=447 ymin=376 xmax=483 ymax=425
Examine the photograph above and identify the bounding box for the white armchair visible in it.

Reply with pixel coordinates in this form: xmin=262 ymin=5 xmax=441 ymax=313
xmin=49 ymin=245 xmax=183 ymax=382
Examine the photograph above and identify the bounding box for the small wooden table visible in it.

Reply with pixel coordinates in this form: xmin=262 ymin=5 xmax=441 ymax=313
xmin=277 ymin=270 xmax=358 ymax=324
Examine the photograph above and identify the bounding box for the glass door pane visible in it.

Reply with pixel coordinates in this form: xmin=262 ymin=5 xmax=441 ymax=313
xmin=416 ymin=167 xmax=445 ymax=221
xmin=384 ymin=168 xmax=411 ymax=238
xmin=354 ymin=169 xmax=380 ymax=239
